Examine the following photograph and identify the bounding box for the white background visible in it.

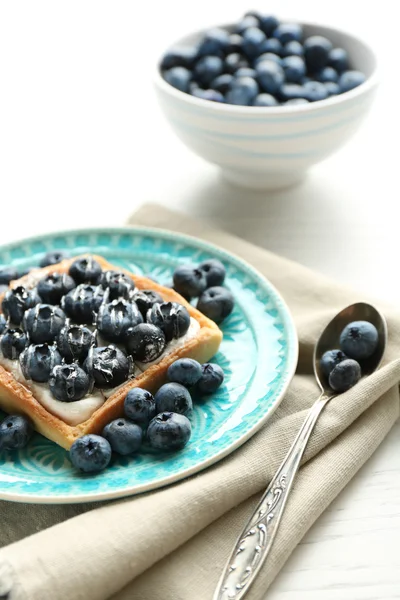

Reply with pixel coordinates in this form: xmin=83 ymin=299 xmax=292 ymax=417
xmin=0 ymin=2 xmax=399 ymax=599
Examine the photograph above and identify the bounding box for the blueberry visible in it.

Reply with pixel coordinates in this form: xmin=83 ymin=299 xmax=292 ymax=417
xmin=235 ymin=16 xmax=259 ymax=34
xmin=161 ymin=46 xmax=198 ymax=70
xmin=49 ymin=363 xmax=90 ymax=401
xmin=84 ymin=345 xmax=130 ymax=389
xmin=0 ymin=415 xmax=33 ymax=450
xmin=147 ymin=302 xmax=190 ymax=341
xmin=0 ymin=328 xmax=28 ymax=359
xmin=242 ymin=27 xmax=266 ymax=58
xmin=315 ymin=67 xmax=338 ymax=83
xmin=258 ymin=15 xmax=279 ymax=36
xmin=198 ymin=259 xmax=226 ymax=287
xmin=339 ymin=70 xmax=366 ymax=93
xmin=192 ymin=88 xmax=225 ymax=103
xmin=62 ymin=284 xmax=105 ymax=324
xmin=100 ymin=270 xmax=135 ymax=301
xmin=189 ymin=81 xmax=200 ymax=95
xmin=171 ymin=284 xmax=191 ymax=302
xmin=0 ymin=314 xmax=6 ymax=334
xmin=324 ymin=81 xmax=340 ymax=96
xmin=320 ymin=349 xmax=348 ymax=377
xmin=254 ymin=53 xmax=282 ymax=66
xmin=303 ymin=81 xmax=329 ymax=102
xmin=211 ymin=73 xmax=234 ymax=94
xmin=197 ymin=286 xmax=234 ymax=324
xmin=125 ymin=323 xmax=166 ymax=363
xmin=163 ymin=66 xmax=191 ymax=93
xmin=282 ymin=41 xmax=304 ymax=57
xmin=273 ymin=23 xmax=303 ymax=44
xmin=304 ymin=36 xmax=333 ymax=71
xmin=0 ymin=266 xmax=19 ymax=285
xmin=20 ymin=343 xmax=62 ymax=383
xmin=198 ymin=28 xmax=230 ymax=57
xmin=97 ymin=298 xmax=143 ymax=343
xmin=328 ymin=48 xmax=349 ymax=73
xmin=70 ymin=434 xmax=112 ymax=473
xmin=194 ymin=56 xmax=223 ymax=86
xmin=281 ymin=56 xmax=306 ymax=83
xmin=243 ymin=10 xmax=263 ymax=23
xmin=339 ymin=320 xmax=379 ymax=360
xmin=147 ymin=412 xmax=191 ymax=451
xmin=2 ymin=286 xmax=41 ymax=325
xmin=235 ymin=67 xmax=257 ymax=79
xmin=167 ymin=358 xmax=202 ymax=387
xmin=226 ymin=34 xmax=243 ymax=54
xmin=260 ymin=38 xmax=283 ymax=55
xmin=285 ymin=98 xmax=309 ymax=105
xmin=23 ymin=304 xmax=66 ymax=344
xmin=256 ymin=61 xmax=285 ymax=94
xmin=225 ymin=53 xmax=249 ymax=74
xmin=124 ymin=387 xmax=156 ymax=425
xmin=329 ymin=359 xmax=361 ymax=392
xmin=253 ymin=94 xmax=278 ymax=106
xmin=37 ymin=272 xmax=76 ymax=304
xmin=226 ymin=76 xmax=259 ymax=106
xmin=196 ymin=362 xmax=224 ymax=394
xmin=133 ymin=289 xmax=163 ymax=318
xmin=39 ymin=251 xmax=69 ymax=268
xmin=57 ymin=324 xmax=95 ymax=363
xmin=68 ymin=257 xmax=102 ymax=285
xmin=173 ymin=265 xmax=207 ymax=299
xmin=155 ymin=382 xmax=193 ymax=416
xmin=279 ymin=84 xmax=307 ymax=101
xmin=102 ymin=418 xmax=142 ymax=455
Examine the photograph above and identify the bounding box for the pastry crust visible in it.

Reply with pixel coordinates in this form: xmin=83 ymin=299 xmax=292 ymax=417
xmin=0 ymin=255 xmax=222 ymax=449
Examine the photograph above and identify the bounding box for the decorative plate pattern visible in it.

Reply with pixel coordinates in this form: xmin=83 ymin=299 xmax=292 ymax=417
xmin=0 ymin=227 xmax=297 ymax=503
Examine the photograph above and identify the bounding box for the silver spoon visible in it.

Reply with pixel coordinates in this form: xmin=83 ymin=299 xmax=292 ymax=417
xmin=214 ymin=302 xmax=387 ymax=600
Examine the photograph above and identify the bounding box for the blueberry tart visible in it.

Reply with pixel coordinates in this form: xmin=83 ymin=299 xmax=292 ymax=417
xmin=0 ymin=254 xmax=222 ymax=449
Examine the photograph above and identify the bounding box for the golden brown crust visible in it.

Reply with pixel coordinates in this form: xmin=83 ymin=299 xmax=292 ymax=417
xmin=0 ymin=255 xmax=222 ymax=449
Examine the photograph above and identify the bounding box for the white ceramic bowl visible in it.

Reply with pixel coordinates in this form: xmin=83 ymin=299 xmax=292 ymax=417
xmin=154 ymin=22 xmax=378 ymax=190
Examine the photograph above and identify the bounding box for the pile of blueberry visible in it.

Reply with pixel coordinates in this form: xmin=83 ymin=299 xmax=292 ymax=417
xmin=161 ymin=12 xmax=366 ymax=106
xmin=0 ymin=357 xmax=225 ymax=473
xmin=320 ymin=320 xmax=378 ymax=392
xmin=173 ymin=258 xmax=234 ymax=324
xmin=69 ymin=358 xmax=224 ymax=472
xmin=0 ymin=252 xmax=198 ymax=403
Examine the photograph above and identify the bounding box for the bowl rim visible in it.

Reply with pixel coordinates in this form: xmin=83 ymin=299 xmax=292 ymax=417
xmin=154 ymin=19 xmax=380 ymax=115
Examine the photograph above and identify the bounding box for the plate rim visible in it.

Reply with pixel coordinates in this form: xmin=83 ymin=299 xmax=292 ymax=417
xmin=0 ymin=226 xmax=298 ymax=503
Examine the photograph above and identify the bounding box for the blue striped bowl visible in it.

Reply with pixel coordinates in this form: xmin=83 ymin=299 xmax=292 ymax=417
xmin=155 ymin=21 xmax=378 ymax=190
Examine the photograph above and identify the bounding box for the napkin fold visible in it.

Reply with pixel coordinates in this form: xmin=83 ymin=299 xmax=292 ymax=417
xmin=1 ymin=204 xmax=399 ymax=600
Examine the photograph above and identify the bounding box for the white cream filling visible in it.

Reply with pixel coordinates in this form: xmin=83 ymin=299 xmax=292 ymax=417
xmin=0 ymin=355 xmax=105 ymax=426
xmin=0 ymin=319 xmax=200 ymax=426
xmin=31 ymin=383 xmax=105 ymax=427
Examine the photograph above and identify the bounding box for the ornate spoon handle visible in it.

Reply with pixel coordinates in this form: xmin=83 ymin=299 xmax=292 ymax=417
xmin=214 ymin=393 xmax=331 ymax=600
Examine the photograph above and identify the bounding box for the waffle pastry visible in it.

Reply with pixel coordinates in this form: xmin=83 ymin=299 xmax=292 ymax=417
xmin=0 ymin=255 xmax=222 ymax=449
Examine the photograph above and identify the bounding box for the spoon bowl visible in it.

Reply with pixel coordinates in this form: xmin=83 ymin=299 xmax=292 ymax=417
xmin=314 ymin=302 xmax=387 ymax=394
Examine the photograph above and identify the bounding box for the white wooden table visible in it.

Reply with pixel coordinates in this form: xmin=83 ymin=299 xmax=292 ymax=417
xmin=0 ymin=2 xmax=399 ymax=598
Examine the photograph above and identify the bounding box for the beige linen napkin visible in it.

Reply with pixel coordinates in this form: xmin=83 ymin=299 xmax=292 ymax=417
xmin=0 ymin=204 xmax=399 ymax=600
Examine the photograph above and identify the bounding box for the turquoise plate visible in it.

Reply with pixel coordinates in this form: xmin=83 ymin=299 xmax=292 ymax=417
xmin=0 ymin=228 xmax=297 ymax=503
